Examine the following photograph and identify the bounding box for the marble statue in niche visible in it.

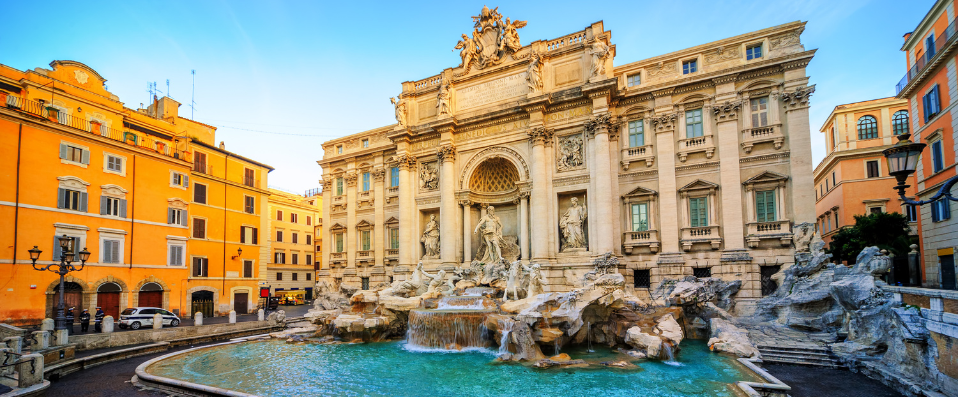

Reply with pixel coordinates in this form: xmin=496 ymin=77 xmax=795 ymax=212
xmin=391 ymin=96 xmax=407 ymax=127
xmin=474 ymin=205 xmax=504 ymax=264
xmin=421 ymin=214 xmax=441 ymax=259
xmin=557 ymin=134 xmax=584 ymax=171
xmin=560 ymin=196 xmax=588 ymax=251
xmin=526 ymin=51 xmax=543 ymax=93
xmin=437 ymin=83 xmax=451 ymax=116
xmin=419 ymin=162 xmax=438 ymax=190
xmin=590 ymin=39 xmax=610 ymax=78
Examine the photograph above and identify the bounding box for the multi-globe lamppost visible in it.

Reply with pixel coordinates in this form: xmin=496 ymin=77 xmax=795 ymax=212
xmin=27 ymin=235 xmax=90 ymax=331
xmin=883 ymin=132 xmax=958 ymax=205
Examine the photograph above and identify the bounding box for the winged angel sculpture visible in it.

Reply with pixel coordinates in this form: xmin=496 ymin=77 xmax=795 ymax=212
xmin=455 ymin=6 xmax=527 ymax=72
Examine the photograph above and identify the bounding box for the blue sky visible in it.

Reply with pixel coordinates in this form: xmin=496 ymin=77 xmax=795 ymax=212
xmin=1 ymin=0 xmax=933 ymax=193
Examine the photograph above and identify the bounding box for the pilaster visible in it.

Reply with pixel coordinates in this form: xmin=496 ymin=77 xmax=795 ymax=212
xmin=651 ymin=113 xmax=680 ymax=253
xmin=438 ymin=144 xmax=458 ymax=265
xmin=528 ymin=126 xmax=553 ymax=260
xmin=397 ymin=154 xmax=416 ymax=266
xmin=585 ymin=113 xmax=615 ymax=254
xmin=713 ymin=100 xmax=746 ymax=249
xmin=782 ymin=85 xmax=816 ymax=224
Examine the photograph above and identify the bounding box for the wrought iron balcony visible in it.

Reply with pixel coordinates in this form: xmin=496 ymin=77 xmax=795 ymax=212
xmin=622 ymin=230 xmax=659 ymax=254
xmin=620 ymin=144 xmax=655 ymax=170
xmin=741 ymin=124 xmax=784 ymax=153
xmin=897 ymin=17 xmax=958 ymax=95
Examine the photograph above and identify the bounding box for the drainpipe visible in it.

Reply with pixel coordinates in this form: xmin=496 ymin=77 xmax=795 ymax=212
xmin=13 ymin=123 xmax=22 ymax=266
xmin=129 ymin=154 xmax=136 ymax=269
xmin=223 ymin=153 xmax=230 ymax=298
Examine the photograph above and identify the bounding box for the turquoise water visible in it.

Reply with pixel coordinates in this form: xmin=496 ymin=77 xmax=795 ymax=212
xmin=147 ymin=339 xmax=758 ymax=397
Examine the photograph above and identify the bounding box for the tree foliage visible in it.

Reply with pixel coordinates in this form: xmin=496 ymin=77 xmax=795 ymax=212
xmin=826 ymin=212 xmax=912 ymax=264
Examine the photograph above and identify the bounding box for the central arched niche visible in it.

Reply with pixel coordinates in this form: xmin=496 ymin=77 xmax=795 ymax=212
xmin=465 ymin=157 xmax=522 ymax=262
xmin=469 ymin=157 xmax=520 ymax=194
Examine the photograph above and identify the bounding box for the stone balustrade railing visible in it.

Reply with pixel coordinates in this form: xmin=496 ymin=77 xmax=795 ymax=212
xmin=622 ymin=230 xmax=659 ymax=254
xmin=745 ymin=220 xmax=793 ymax=247
xmin=741 ymin=124 xmax=784 ymax=153
xmin=680 ymin=225 xmax=722 ymax=251
xmin=620 ymin=144 xmax=655 ymax=170
xmin=547 ymin=31 xmax=586 ymax=52
xmin=677 ymin=134 xmax=715 ymax=162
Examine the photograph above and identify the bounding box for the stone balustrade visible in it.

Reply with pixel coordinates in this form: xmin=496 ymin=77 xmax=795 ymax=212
xmin=547 ymin=31 xmax=586 ymax=52
xmin=385 ymin=249 xmax=399 ymax=258
xmin=387 ymin=186 xmax=399 ymax=196
xmin=622 ymin=230 xmax=660 ymax=254
xmin=741 ymin=124 xmax=784 ymax=153
xmin=677 ymin=134 xmax=715 ymax=162
xmin=620 ymin=144 xmax=655 ymax=170
xmin=680 ymin=225 xmax=722 ymax=251
xmin=745 ymin=220 xmax=793 ymax=247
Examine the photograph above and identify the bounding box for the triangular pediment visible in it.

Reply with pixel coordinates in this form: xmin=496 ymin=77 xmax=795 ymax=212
xmin=743 ymin=171 xmax=788 ymax=186
xmin=623 ymin=186 xmax=657 ymax=198
xmin=384 ymin=216 xmax=399 ymax=225
xmin=678 ymin=179 xmax=719 ymax=192
xmin=356 ymin=219 xmax=373 ymax=228
xmin=330 ymin=223 xmax=347 ymax=231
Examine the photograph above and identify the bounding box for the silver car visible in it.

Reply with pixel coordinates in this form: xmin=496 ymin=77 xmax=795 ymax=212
xmin=118 ymin=307 xmax=181 ymax=329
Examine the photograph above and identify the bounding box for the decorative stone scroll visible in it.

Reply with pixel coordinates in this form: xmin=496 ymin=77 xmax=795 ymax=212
xmin=585 ymin=113 xmax=613 ymax=136
xmin=650 ymin=113 xmax=677 ymax=132
xmin=712 ymin=101 xmax=741 ymax=121
xmin=372 ymin=167 xmax=386 ymax=182
xmin=344 ymin=172 xmax=358 ymax=187
xmin=396 ymin=154 xmax=416 ymax=171
xmin=781 ymin=86 xmax=815 ymax=111
xmin=527 ymin=126 xmax=554 ymax=146
xmin=437 ymin=145 xmax=457 ymax=163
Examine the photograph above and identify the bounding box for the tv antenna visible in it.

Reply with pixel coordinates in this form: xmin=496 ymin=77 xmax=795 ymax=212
xmin=189 ymin=69 xmax=198 ymax=120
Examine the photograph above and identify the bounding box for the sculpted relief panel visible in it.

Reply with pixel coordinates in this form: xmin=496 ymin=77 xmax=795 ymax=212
xmin=556 ymin=133 xmax=585 ymax=172
xmin=419 ymin=161 xmax=439 ymax=191
xmin=457 ymin=72 xmax=529 ymax=111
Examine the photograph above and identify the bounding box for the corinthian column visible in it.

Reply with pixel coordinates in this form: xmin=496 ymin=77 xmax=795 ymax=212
xmin=438 ymin=144 xmax=457 ymax=265
xmin=586 ymin=114 xmax=615 ymax=254
xmin=397 ymin=155 xmax=415 ymax=266
xmin=528 ymin=127 xmax=552 ymax=260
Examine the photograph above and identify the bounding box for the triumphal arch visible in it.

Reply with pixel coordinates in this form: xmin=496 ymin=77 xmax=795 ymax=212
xmin=318 ymin=6 xmax=816 ymax=308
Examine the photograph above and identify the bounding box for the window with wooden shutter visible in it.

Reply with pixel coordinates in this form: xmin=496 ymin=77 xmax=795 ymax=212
xmin=244 ymin=168 xmax=255 ymax=187
xmin=243 ymin=260 xmax=253 ymax=278
xmin=689 ymin=197 xmax=708 ymax=227
xmin=193 ymin=218 xmax=206 ymax=239
xmin=245 ymin=196 xmax=254 ymax=214
xmin=194 ymin=183 xmax=207 ymax=204
xmin=252 ymin=227 xmax=258 ymax=244
xmin=169 ymin=245 xmax=183 ymax=266
xmin=292 ymin=233 xmax=298 ymax=244
xmin=292 ymin=272 xmax=298 ymax=280
xmin=291 ymin=213 xmax=298 ymax=223
xmin=755 ymin=190 xmax=776 ymax=223
xmin=276 ymin=272 xmax=283 ymax=281
xmin=277 ymin=210 xmax=283 ymax=221
xmin=276 ymin=230 xmax=283 ymax=242
xmin=194 ymin=152 xmax=207 ymax=173
xmin=306 ymin=216 xmax=311 ymax=226
xmin=306 ymin=235 xmax=311 ymax=245
xmin=866 ymin=161 xmax=879 ymax=178
xmin=192 ymin=257 xmax=208 ymax=277
xmin=292 ymin=253 xmax=298 ymax=265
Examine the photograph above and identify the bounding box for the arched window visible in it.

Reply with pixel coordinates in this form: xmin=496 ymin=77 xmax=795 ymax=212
xmin=857 ymin=116 xmax=878 ymax=140
xmin=892 ymin=110 xmax=910 ymax=135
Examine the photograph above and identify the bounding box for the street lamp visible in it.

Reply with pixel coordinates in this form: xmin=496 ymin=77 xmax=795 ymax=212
xmin=882 ymin=132 xmax=958 ymax=205
xmin=30 ymin=235 xmax=90 ymax=331
xmin=232 ymin=247 xmax=242 ymax=260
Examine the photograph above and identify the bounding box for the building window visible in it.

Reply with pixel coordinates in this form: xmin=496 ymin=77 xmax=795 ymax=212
xmin=101 ymin=196 xmax=126 ymax=217
xmin=335 ymin=233 xmax=344 ymax=253
xmin=243 ymin=260 xmax=253 ymax=278
xmin=831 ymin=126 xmax=838 ymax=148
xmin=275 ymin=251 xmax=286 ymax=264
xmin=306 ymin=235 xmax=312 ymax=245
xmin=192 ymin=218 xmax=206 ymax=239
xmin=390 ymin=167 xmax=399 ymax=187
xmin=627 ymin=73 xmax=641 ymax=87
xmin=360 ymin=230 xmax=371 ymax=251
xmin=168 ymin=244 xmax=185 ymax=266
xmin=292 ymin=272 xmax=299 ymax=281
xmin=292 ymin=253 xmax=299 ymax=265
xmin=193 ymin=152 xmax=207 ymax=173
xmin=682 ymin=59 xmax=697 ymax=74
xmin=834 ymin=211 xmax=839 ymax=228
xmin=628 ymin=120 xmax=644 ymax=147
xmin=906 ymin=204 xmax=918 ymax=222
xmin=362 ymin=139 xmax=369 ymax=148
xmin=826 ymin=216 xmax=832 ymax=232
xmin=926 ymin=34 xmax=937 ymax=59
xmin=337 ymin=145 xmax=343 ymax=154
xmin=194 ymin=183 xmax=207 ymax=204
xmin=362 ymin=173 xmax=371 ymax=192
xmin=750 ymin=97 xmax=768 ymax=127
xmin=168 ymin=208 xmax=187 ymax=226
xmin=306 ymin=272 xmax=312 ymax=281
xmin=171 ymin=172 xmax=189 ymax=188
xmin=857 ymin=116 xmax=878 ymax=140
xmin=292 ymin=233 xmax=299 ymax=244
xmin=245 ymin=196 xmax=255 ymax=214
xmin=832 ymin=172 xmax=836 ymax=186
xmin=361 ymin=277 xmax=370 ymax=291
xmin=276 ymin=272 xmax=283 ymax=281
xmin=389 ymin=228 xmax=399 ymax=249
xmin=633 ymin=269 xmax=651 ymax=288
xmin=240 ymin=226 xmax=258 ymax=244
xmin=693 ymin=267 xmax=712 ymax=278
xmin=276 ymin=230 xmax=284 ymax=242
xmin=685 ymin=109 xmax=703 ymax=138
xmin=746 ymin=43 xmax=763 ymax=60
xmin=101 ymin=239 xmax=121 ymax=264
xmin=192 ymin=257 xmax=208 ymax=277
xmin=923 ymin=85 xmax=941 ymax=122
xmin=689 ymin=197 xmax=708 ymax=227
xmin=931 ymin=198 xmax=951 ymax=222
xmin=57 ymin=188 xmax=87 ymax=212
xmin=244 ymin=168 xmax=255 ymax=187
xmin=631 ymin=203 xmax=649 ymax=232
xmin=59 ymin=143 xmax=89 ymax=165
xmin=106 ymin=155 xmax=123 ymax=173
xmin=866 ymin=160 xmax=880 ymax=178
xmin=277 ymin=210 xmax=284 ymax=221
xmin=306 ymin=254 xmax=312 ymax=264
xmin=892 ymin=110 xmax=909 ymax=135
xmin=755 ymin=190 xmax=776 ymax=222
xmin=336 ymin=178 xmax=344 ymax=196
xmin=306 ymin=216 xmax=312 ymax=226
xmin=932 ymin=140 xmax=945 ymax=173
xmin=291 ymin=213 xmax=298 ymax=223
xmin=869 ymin=207 xmax=883 ymax=215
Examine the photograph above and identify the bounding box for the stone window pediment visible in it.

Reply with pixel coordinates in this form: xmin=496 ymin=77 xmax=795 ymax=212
xmin=330 ymin=223 xmax=347 ymax=232
xmin=384 ymin=216 xmax=399 ymax=226
xmin=743 ymin=171 xmax=788 ymax=190
xmin=100 ymin=184 xmax=128 ymax=198
xmin=356 ymin=220 xmax=373 ymax=230
xmin=622 ymin=186 xmax=658 ymax=204
xmin=58 ymin=176 xmax=90 ymax=192
xmin=678 ymin=179 xmax=719 ymax=196
xmin=168 ymin=198 xmax=189 ymax=209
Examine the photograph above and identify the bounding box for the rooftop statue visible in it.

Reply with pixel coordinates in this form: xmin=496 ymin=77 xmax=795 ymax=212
xmin=456 ymin=6 xmax=527 ymax=72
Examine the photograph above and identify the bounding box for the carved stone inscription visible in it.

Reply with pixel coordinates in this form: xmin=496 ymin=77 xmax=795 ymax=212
xmin=457 ymin=119 xmax=530 ymax=140
xmin=547 ymin=105 xmax=592 ymax=123
xmin=457 ymin=73 xmax=528 ymax=111
xmin=554 ymin=62 xmax=581 ymax=86
xmin=419 ymin=99 xmax=438 ymax=119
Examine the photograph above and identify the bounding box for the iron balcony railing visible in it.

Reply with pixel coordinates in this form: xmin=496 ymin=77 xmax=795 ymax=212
xmin=897 ymin=17 xmax=958 ymax=95
xmin=304 ymin=188 xmax=322 ymax=197
xmin=3 ymin=94 xmax=190 ymax=161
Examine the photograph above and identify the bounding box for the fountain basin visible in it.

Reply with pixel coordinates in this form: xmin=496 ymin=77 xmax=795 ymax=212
xmin=406 ymin=309 xmax=494 ymax=350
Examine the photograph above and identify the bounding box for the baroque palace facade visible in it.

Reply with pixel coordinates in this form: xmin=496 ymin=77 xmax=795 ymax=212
xmin=318 ymin=9 xmax=816 ymax=307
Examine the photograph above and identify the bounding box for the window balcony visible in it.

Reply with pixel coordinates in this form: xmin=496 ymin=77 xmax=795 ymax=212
xmin=741 ymin=124 xmax=784 ymax=154
xmin=677 ymin=135 xmax=715 ymax=162
xmin=333 ymin=195 xmax=345 ymax=203
xmin=386 ymin=248 xmax=399 ymax=258
xmin=356 ymin=250 xmax=374 ymax=267
xmin=622 ymin=230 xmax=659 ymax=254
xmin=745 ymin=220 xmax=793 ymax=248
xmin=194 ymin=163 xmax=211 ymax=174
xmin=620 ymin=145 xmax=655 ymax=171
xmin=387 ymin=186 xmax=399 ymax=196
xmin=680 ymin=226 xmax=722 ymax=251
xmin=244 ymin=176 xmax=260 ymax=188
xmin=897 ymin=17 xmax=958 ymax=95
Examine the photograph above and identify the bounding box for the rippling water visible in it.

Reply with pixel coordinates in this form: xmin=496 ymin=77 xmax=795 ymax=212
xmin=146 ymin=339 xmax=758 ymax=397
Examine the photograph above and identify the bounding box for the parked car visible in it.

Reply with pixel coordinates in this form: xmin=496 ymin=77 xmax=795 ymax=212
xmin=118 ymin=307 xmax=181 ymax=330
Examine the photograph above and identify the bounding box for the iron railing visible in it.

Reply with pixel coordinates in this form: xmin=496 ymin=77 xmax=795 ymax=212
xmin=897 ymin=17 xmax=958 ymax=95
xmin=304 ymin=188 xmax=322 ymax=197
xmin=3 ymin=94 xmax=190 ymax=161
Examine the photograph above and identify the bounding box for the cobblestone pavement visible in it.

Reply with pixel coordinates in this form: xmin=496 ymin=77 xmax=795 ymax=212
xmin=764 ymin=364 xmax=904 ymax=397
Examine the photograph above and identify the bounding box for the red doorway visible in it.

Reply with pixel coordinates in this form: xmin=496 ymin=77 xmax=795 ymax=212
xmin=97 ymin=282 xmax=122 ymax=318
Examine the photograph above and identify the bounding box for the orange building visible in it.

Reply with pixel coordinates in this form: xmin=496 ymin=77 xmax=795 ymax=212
xmin=814 ymin=97 xmax=916 ymax=249
xmin=896 ymin=0 xmax=958 ymax=289
xmin=0 ymin=61 xmax=200 ymax=325
xmin=265 ymin=189 xmax=321 ymax=303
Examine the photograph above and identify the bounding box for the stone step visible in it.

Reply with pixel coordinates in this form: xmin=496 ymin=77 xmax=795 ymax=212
xmin=760 ymin=352 xmax=841 ymax=364
xmin=759 ymin=349 xmax=834 ymax=360
xmin=760 ymin=356 xmax=844 ymax=368
xmin=756 ymin=344 xmax=830 ymax=353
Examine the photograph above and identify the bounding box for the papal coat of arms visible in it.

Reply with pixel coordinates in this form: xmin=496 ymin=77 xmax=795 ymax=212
xmin=454 ymin=6 xmax=527 ymax=72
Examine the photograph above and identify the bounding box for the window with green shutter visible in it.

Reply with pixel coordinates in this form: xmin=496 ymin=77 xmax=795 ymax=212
xmin=689 ymin=197 xmax=708 ymax=227
xmin=631 ymin=203 xmax=649 ymax=231
xmin=628 ymin=120 xmax=644 ymax=147
xmin=335 ymin=233 xmax=344 ymax=253
xmin=336 ymin=178 xmax=344 ymax=196
xmin=361 ymin=230 xmax=371 ymax=251
xmin=755 ymin=190 xmax=776 ymax=222
xmin=390 ymin=228 xmax=399 ymax=249
xmin=686 ymin=109 xmax=703 ymax=138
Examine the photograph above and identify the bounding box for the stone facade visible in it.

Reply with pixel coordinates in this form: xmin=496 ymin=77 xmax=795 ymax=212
xmin=317 ymin=11 xmax=816 ymax=309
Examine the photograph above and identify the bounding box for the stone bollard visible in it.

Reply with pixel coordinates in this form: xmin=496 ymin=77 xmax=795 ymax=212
xmin=195 ymin=312 xmax=204 ymax=326
xmin=53 ymin=329 xmax=68 ymax=346
xmin=102 ymin=316 xmax=115 ymax=333
xmin=41 ymin=318 xmax=54 ymax=331
xmin=4 ymin=336 xmax=22 ymax=353
xmin=17 ymin=354 xmax=43 ymax=388
xmin=0 ymin=348 xmax=13 ymax=377
xmin=229 ymin=310 xmax=236 ymax=324
xmin=258 ymin=309 xmax=265 ymax=321
xmin=30 ymin=331 xmax=49 ymax=350
xmin=153 ymin=313 xmax=164 ymax=329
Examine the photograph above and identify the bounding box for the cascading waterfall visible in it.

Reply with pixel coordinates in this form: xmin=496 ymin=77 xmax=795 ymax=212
xmin=498 ymin=319 xmax=514 ymax=356
xmin=662 ymin=342 xmax=682 ymax=366
xmin=407 ymin=309 xmax=493 ymax=350
xmin=437 ymin=296 xmax=493 ymax=310
xmin=586 ymin=322 xmax=594 ymax=353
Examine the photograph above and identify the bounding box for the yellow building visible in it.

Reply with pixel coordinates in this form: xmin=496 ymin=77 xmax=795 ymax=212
xmin=266 ymin=189 xmax=321 ymax=302
xmin=0 ymin=61 xmax=201 ymax=324
xmin=187 ymin=138 xmax=273 ymax=317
